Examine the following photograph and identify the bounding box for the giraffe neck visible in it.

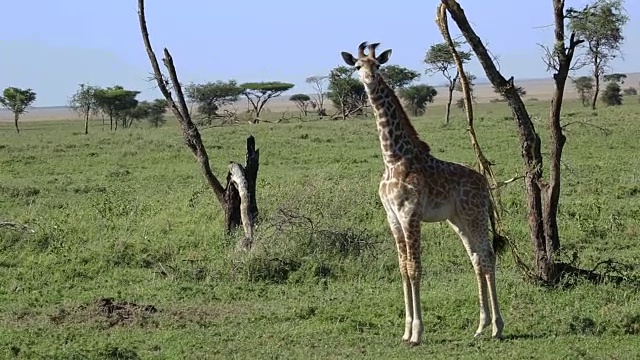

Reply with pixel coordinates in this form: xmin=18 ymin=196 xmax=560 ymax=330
xmin=365 ymin=76 xmax=430 ymax=165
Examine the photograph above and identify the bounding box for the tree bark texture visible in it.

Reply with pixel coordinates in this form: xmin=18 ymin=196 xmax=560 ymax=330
xmin=224 ymin=135 xmax=259 ymax=238
xmin=14 ymin=113 xmax=19 ymax=133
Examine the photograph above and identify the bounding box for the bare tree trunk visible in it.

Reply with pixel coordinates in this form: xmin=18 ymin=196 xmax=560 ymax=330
xmin=137 ymin=0 xmax=261 ymax=247
xmin=14 ymin=113 xmax=20 ymax=133
xmin=591 ymin=64 xmax=600 ymax=110
xmin=445 ymin=84 xmax=454 ymax=124
xmin=84 ymin=113 xmax=89 ymax=135
xmin=224 ymin=136 xmax=259 ymax=237
xmin=543 ymin=0 xmax=584 ymax=277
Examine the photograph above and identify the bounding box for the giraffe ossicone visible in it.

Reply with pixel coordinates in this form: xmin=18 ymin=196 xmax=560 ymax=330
xmin=340 ymin=41 xmax=506 ymax=345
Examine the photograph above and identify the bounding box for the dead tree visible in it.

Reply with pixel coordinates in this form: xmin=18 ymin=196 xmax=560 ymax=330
xmin=137 ymin=0 xmax=259 ymax=249
xmin=440 ymin=0 xmax=583 ymax=284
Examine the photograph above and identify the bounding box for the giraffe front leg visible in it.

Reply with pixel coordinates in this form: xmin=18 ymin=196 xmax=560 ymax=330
xmin=382 ymin=204 xmax=413 ymax=342
xmin=402 ymin=218 xmax=423 ymax=346
xmin=400 ymin=264 xmax=413 ymax=342
xmin=393 ymin=230 xmax=414 ymax=343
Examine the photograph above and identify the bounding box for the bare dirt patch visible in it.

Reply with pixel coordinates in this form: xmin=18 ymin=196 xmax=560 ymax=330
xmin=48 ymin=297 xmax=159 ymax=328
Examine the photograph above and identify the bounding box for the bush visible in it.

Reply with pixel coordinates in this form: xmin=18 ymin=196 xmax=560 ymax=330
xmin=622 ymin=87 xmax=637 ymax=96
xmin=229 ymin=208 xmax=380 ymax=284
xmin=601 ymin=82 xmax=623 ymax=106
xmin=398 ymin=85 xmax=437 ymax=116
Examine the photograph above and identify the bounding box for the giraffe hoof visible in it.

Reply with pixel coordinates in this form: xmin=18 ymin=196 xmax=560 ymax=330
xmin=407 ymin=341 xmax=420 ymax=347
xmin=473 ymin=332 xmax=482 ymax=338
xmin=492 ymin=334 xmax=504 ymax=341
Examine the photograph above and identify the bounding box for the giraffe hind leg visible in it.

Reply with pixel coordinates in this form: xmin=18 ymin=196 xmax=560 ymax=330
xmin=484 ymin=254 xmax=504 ymax=339
xmin=446 ymin=215 xmax=492 ymax=338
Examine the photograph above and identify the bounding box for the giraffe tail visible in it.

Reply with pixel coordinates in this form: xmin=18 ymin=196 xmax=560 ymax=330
xmin=488 ymin=199 xmax=508 ymax=256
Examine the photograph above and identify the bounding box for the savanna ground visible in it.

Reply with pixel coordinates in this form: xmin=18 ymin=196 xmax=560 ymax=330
xmin=1 ymin=97 xmax=640 ymax=359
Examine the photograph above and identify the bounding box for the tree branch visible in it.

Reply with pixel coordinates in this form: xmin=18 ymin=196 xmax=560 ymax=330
xmin=0 ymin=221 xmax=35 ymax=233
xmin=137 ymin=0 xmax=226 ymax=206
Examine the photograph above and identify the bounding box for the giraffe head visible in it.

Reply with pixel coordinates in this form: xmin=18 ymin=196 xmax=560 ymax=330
xmin=341 ymin=41 xmax=392 ymax=86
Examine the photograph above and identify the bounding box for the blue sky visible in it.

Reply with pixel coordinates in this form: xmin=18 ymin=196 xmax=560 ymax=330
xmin=1 ymin=0 xmax=638 ymax=107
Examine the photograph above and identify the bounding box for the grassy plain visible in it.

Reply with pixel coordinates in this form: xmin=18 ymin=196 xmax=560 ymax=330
xmin=1 ymin=99 xmax=640 ymax=359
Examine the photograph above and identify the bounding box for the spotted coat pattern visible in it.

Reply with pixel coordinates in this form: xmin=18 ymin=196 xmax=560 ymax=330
xmin=341 ymin=42 xmax=504 ymax=345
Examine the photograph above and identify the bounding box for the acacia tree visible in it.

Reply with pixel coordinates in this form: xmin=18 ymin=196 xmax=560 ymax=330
xmin=603 ymin=73 xmax=626 ymax=84
xmin=568 ymin=0 xmax=629 ymax=110
xmin=379 ymin=65 xmax=421 ymax=90
xmin=240 ymin=82 xmax=294 ymax=121
xmin=305 ymin=76 xmax=328 ymax=116
xmin=601 ymin=73 xmax=626 ymax=106
xmin=69 ymin=83 xmax=100 ymax=134
xmin=289 ymin=94 xmax=312 ymax=116
xmin=398 ymin=84 xmax=437 ymax=116
xmin=439 ymin=0 xmax=588 ymax=283
xmin=572 ymin=76 xmax=595 ymax=106
xmin=424 ymin=41 xmax=471 ymax=124
xmin=327 ymin=66 xmax=366 ymax=119
xmin=601 ymin=82 xmax=623 ymax=106
xmin=124 ymin=99 xmax=168 ymax=127
xmin=93 ymin=86 xmax=140 ymax=130
xmin=0 ymin=87 xmax=37 ymax=133
xmin=145 ymin=99 xmax=168 ymax=127
xmin=184 ymin=80 xmax=243 ymax=124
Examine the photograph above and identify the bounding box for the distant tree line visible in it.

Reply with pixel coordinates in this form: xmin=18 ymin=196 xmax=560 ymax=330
xmin=67 ymin=84 xmax=168 ymax=134
xmin=1 ymin=0 xmax=633 ymax=134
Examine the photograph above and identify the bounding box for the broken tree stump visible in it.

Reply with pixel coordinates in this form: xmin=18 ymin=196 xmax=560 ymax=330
xmin=224 ymin=135 xmax=260 ymax=250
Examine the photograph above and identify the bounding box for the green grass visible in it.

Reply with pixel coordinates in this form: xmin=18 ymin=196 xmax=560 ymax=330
xmin=1 ymin=99 xmax=640 ymax=359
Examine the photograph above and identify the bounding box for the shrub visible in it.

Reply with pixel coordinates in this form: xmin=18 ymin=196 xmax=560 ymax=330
xmin=601 ymin=82 xmax=623 ymax=106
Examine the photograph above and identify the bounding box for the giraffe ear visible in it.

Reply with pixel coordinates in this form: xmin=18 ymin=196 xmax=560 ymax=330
xmin=341 ymin=52 xmax=357 ymax=66
xmin=376 ymin=49 xmax=392 ymax=65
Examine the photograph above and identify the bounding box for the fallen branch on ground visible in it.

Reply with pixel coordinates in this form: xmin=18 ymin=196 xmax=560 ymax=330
xmin=562 ymin=120 xmax=612 ymax=135
xmin=0 ymin=221 xmax=35 ymax=233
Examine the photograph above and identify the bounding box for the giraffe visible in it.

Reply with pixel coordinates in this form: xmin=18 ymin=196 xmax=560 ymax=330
xmin=340 ymin=42 xmax=506 ymax=346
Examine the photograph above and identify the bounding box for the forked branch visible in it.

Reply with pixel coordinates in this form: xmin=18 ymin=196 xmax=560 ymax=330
xmin=137 ymin=0 xmax=226 ymax=207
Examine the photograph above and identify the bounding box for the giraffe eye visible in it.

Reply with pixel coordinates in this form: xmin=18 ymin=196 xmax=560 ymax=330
xmin=355 ymin=65 xmax=361 ymax=70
